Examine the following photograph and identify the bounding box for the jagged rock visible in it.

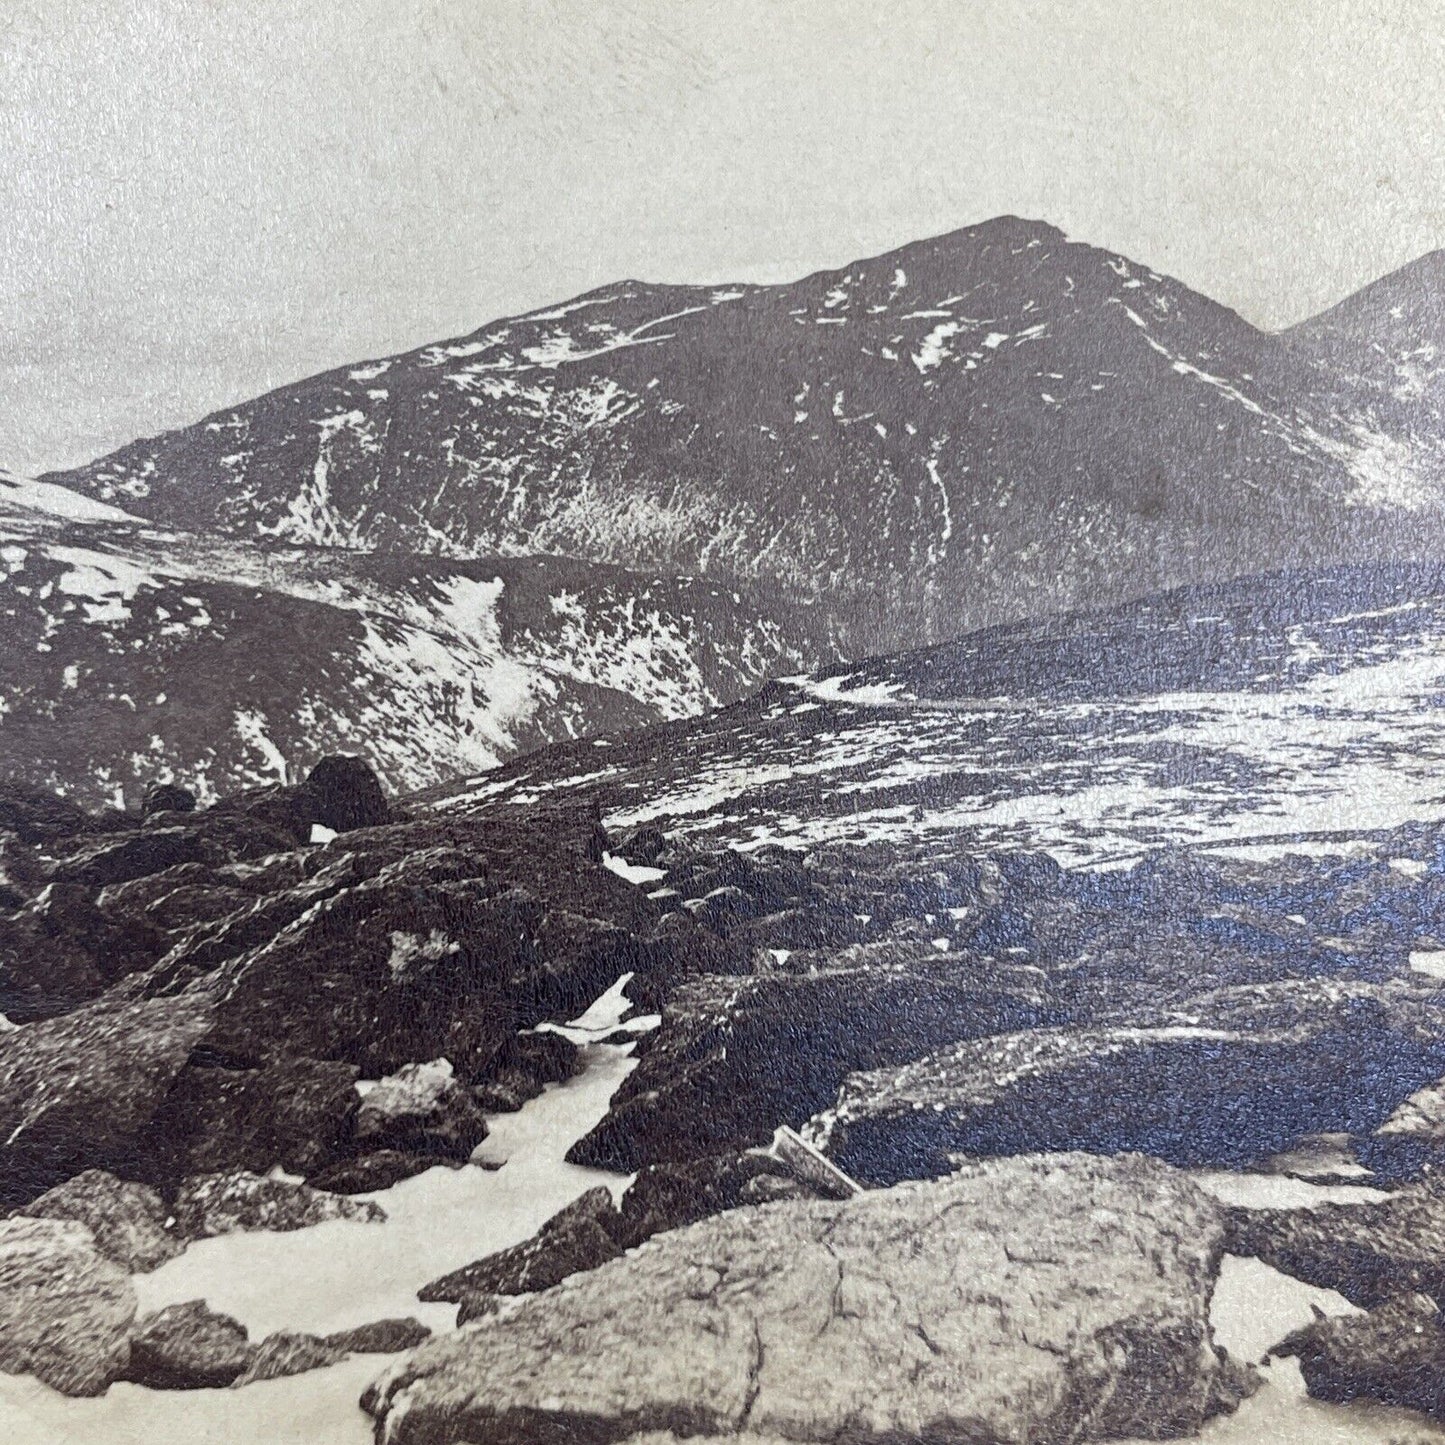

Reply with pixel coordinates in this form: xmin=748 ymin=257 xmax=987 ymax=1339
xmin=0 ymin=993 xmax=214 ymax=1208
xmin=324 ymin=1317 xmax=432 ymax=1354
xmin=121 ymin=1299 xmax=255 ymax=1389
xmin=232 ymin=1329 xmax=345 ymax=1385
xmin=1226 ymin=1175 xmax=1445 ymax=1307
xmin=356 ymin=1058 xmax=489 ymax=1159
xmin=469 ymin=1030 xmax=581 ymax=1112
xmin=302 ymin=755 xmax=392 ymax=833
xmin=0 ymin=1216 xmax=136 ymax=1396
xmin=421 ymin=1187 xmax=625 ymax=1313
xmin=1271 ymin=1292 xmax=1445 ymax=1416
xmin=809 ymin=978 xmax=1445 ymax=1184
xmin=569 ymin=950 xmax=1054 ymax=1172
xmin=365 ymin=1152 xmax=1254 ymax=1445
xmin=142 ymin=1056 xmax=361 ymax=1182
xmin=173 ymin=1170 xmax=385 ymax=1239
xmin=143 ymin=782 xmax=198 ymax=816
xmin=18 ymin=1169 xmax=181 ymax=1272
xmin=308 ymin=1150 xmax=464 ymax=1194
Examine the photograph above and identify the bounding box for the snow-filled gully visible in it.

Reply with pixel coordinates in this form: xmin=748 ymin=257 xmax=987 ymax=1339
xmin=0 ymin=982 xmax=644 ymax=1445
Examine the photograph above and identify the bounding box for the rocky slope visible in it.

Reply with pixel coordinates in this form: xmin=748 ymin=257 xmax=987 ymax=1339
xmin=43 ymin=218 xmax=1440 ymax=655
xmin=0 ymin=472 xmax=829 ymax=808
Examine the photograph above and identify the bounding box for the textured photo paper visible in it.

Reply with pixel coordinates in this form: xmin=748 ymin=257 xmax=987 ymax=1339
xmin=3 ymin=3 xmax=1445 ymax=1441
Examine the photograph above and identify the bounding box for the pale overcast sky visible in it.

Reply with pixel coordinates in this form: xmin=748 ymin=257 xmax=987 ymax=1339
xmin=2 ymin=0 xmax=1444 ymax=475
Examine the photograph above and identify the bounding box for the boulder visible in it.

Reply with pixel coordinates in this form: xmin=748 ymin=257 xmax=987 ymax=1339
xmin=121 ymin=1299 xmax=255 ymax=1389
xmin=808 ymin=979 xmax=1445 ymax=1184
xmin=1226 ymin=1176 xmax=1445 ymax=1307
xmin=0 ymin=1216 xmax=136 ymax=1396
xmin=1271 ymin=1292 xmax=1445 ymax=1416
xmin=324 ymin=1317 xmax=432 ymax=1354
xmin=0 ymin=992 xmax=214 ymax=1208
xmin=420 ymin=1187 xmax=625 ymax=1311
xmin=142 ymin=1055 xmax=361 ymax=1183
xmin=143 ymin=782 xmax=198 ymax=817
xmin=173 ymin=1170 xmax=385 ymax=1239
xmin=308 ymin=1150 xmax=464 ymax=1194
xmin=355 ymin=1059 xmax=489 ymax=1159
xmin=569 ymin=950 xmax=1054 ymax=1173
xmin=232 ymin=1329 xmax=345 ymax=1385
xmin=302 ymin=755 xmax=391 ymax=833
xmin=18 ymin=1169 xmax=181 ymax=1272
xmin=364 ymin=1153 xmax=1253 ymax=1445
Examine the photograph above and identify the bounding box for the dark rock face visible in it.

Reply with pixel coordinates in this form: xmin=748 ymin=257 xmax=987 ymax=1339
xmin=172 ymin=1171 xmax=385 ymax=1239
xmin=0 ymin=784 xmax=122 ymax=846
xmin=808 ymin=979 xmax=1445 ymax=1185
xmin=0 ymin=1216 xmax=137 ymax=1397
xmin=0 ymin=993 xmax=214 ymax=1208
xmin=366 ymin=1153 xmax=1253 ymax=1445
xmin=569 ymin=949 xmax=1054 ymax=1172
xmin=17 ymin=1169 xmax=181 ymax=1273
xmin=1226 ymin=1177 xmax=1445 ymax=1308
xmin=325 ymin=1317 xmax=432 ymax=1354
xmin=122 ymin=1299 xmax=255 ymax=1389
xmin=143 ymin=782 xmax=198 ymax=817
xmin=1272 ymin=1292 xmax=1445 ymax=1417
xmin=0 ymin=882 xmax=164 ymax=1021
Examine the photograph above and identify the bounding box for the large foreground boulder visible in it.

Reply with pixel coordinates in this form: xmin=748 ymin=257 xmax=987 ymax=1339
xmin=365 ymin=1153 xmax=1252 ymax=1445
xmin=808 ymin=979 xmax=1445 ymax=1184
xmin=0 ymin=1216 xmax=136 ymax=1396
xmin=0 ymin=993 xmax=214 ymax=1207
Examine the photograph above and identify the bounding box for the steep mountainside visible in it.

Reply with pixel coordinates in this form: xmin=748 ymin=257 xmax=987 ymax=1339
xmin=44 ymin=218 xmax=1431 ymax=654
xmin=0 ymin=473 xmax=829 ymax=807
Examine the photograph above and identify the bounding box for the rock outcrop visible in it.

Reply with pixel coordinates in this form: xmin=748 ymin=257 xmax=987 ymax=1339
xmin=0 ymin=1217 xmax=136 ymax=1396
xmin=355 ymin=1059 xmax=489 ymax=1160
xmin=0 ymin=993 xmax=214 ymax=1207
xmin=569 ymin=948 xmax=1053 ymax=1173
xmin=367 ymin=1153 xmax=1252 ymax=1445
xmin=233 ymin=1329 xmax=345 ymax=1385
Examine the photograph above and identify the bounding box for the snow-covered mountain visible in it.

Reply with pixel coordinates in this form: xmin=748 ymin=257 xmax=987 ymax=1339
xmin=0 ymin=472 xmax=831 ymax=806
xmin=420 ymin=559 xmax=1445 ymax=870
xmin=44 ymin=218 xmax=1438 ymax=656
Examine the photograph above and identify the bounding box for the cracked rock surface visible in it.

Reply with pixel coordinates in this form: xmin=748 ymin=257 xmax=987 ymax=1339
xmin=363 ymin=1152 xmax=1252 ymax=1445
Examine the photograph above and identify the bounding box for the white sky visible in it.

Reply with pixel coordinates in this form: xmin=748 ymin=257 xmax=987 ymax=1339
xmin=2 ymin=0 xmax=1444 ymax=475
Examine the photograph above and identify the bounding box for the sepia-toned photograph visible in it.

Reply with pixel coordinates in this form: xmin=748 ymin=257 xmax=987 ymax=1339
xmin=5 ymin=2 xmax=1445 ymax=1441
